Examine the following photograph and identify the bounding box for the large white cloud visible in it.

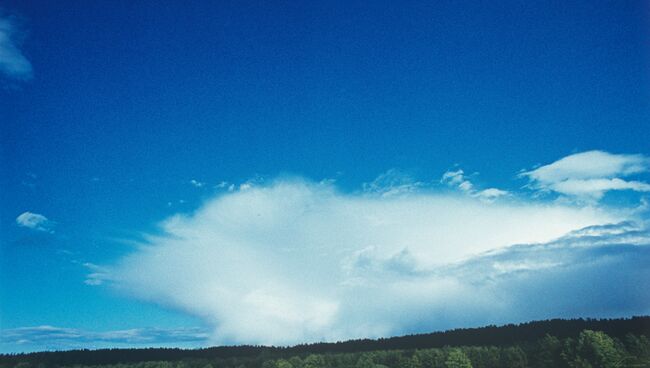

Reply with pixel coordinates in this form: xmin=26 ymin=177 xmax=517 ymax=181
xmin=522 ymin=151 xmax=650 ymax=200
xmin=0 ymin=13 xmax=32 ymax=80
xmin=93 ymin=177 xmax=645 ymax=346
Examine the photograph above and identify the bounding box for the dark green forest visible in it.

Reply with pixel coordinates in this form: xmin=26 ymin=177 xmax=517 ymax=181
xmin=2 ymin=317 xmax=649 ymax=368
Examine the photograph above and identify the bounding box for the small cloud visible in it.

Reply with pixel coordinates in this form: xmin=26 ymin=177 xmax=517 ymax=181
xmin=83 ymin=263 xmax=110 ymax=286
xmin=548 ymin=178 xmax=650 ymax=200
xmin=0 ymin=12 xmax=32 ymax=80
xmin=166 ymin=199 xmax=187 ymax=207
xmin=21 ymin=172 xmax=37 ymax=188
xmin=190 ymin=179 xmax=205 ymax=188
xmin=441 ymin=169 xmax=475 ymax=193
xmin=521 ymin=150 xmax=650 ymax=201
xmin=441 ymin=169 xmax=508 ymax=201
xmin=215 ymin=181 xmax=230 ymax=189
xmin=363 ymin=169 xmax=423 ymax=197
xmin=441 ymin=169 xmax=467 ymax=187
xmin=476 ymin=188 xmax=509 ymax=201
xmin=15 ymin=211 xmax=54 ymax=233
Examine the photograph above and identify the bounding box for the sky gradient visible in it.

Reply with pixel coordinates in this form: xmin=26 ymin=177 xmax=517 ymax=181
xmin=1 ymin=0 xmax=650 ymax=353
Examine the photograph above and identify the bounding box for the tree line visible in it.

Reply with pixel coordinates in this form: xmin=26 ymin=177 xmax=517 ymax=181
xmin=1 ymin=317 xmax=648 ymax=368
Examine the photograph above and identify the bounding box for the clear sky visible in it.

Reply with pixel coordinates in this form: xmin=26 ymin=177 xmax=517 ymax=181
xmin=1 ymin=0 xmax=649 ymax=353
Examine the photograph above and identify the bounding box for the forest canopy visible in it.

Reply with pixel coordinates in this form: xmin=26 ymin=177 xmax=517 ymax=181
xmin=2 ymin=317 xmax=649 ymax=368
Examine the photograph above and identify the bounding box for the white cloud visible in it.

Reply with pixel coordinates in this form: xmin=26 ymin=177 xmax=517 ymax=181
xmin=363 ymin=169 xmax=423 ymax=197
xmin=441 ymin=169 xmax=469 ymax=189
xmin=94 ymin=177 xmax=634 ymax=346
xmin=15 ymin=211 xmax=53 ymax=232
xmin=83 ymin=263 xmax=109 ymax=286
xmin=0 ymin=14 xmax=32 ymax=80
xmin=0 ymin=325 xmax=209 ymax=351
xmin=441 ymin=168 xmax=509 ymax=201
xmin=475 ymin=187 xmax=509 ymax=201
xmin=550 ymin=178 xmax=650 ymax=200
xmin=190 ymin=179 xmax=205 ymax=188
xmin=522 ymin=151 xmax=650 ymax=200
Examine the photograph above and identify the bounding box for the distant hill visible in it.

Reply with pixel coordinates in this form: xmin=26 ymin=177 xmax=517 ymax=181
xmin=2 ymin=316 xmax=649 ymax=367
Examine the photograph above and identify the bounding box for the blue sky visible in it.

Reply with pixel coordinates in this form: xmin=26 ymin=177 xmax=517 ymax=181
xmin=1 ymin=0 xmax=649 ymax=353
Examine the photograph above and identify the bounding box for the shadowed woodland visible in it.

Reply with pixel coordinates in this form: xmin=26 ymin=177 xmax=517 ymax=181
xmin=1 ymin=317 xmax=649 ymax=368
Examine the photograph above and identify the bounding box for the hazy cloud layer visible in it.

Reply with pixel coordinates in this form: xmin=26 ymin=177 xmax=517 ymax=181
xmin=89 ymin=174 xmax=647 ymax=345
xmin=522 ymin=151 xmax=650 ymax=200
xmin=0 ymin=326 xmax=209 ymax=351
xmin=0 ymin=13 xmax=32 ymax=80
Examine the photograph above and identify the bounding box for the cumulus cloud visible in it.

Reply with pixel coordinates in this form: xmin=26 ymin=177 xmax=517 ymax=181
xmin=0 ymin=326 xmax=209 ymax=351
xmin=522 ymin=151 xmax=650 ymax=200
xmin=0 ymin=13 xmax=32 ymax=80
xmin=89 ymin=176 xmax=644 ymax=346
xmin=15 ymin=211 xmax=53 ymax=233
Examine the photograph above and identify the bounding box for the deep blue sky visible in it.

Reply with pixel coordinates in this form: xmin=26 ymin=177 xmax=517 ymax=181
xmin=1 ymin=0 xmax=649 ymax=352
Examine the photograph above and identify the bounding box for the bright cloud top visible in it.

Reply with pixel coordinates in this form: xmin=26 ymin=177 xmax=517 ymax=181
xmin=15 ymin=211 xmax=53 ymax=233
xmin=0 ymin=13 xmax=32 ymax=80
xmin=522 ymin=151 xmax=650 ymax=200
xmin=92 ymin=163 xmax=647 ymax=346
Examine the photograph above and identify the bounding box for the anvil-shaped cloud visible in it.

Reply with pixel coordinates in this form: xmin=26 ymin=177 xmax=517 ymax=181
xmin=92 ymin=173 xmax=649 ymax=345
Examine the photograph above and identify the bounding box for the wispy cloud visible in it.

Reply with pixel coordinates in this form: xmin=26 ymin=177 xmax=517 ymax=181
xmin=90 ymin=173 xmax=637 ymax=345
xmin=522 ymin=151 xmax=650 ymax=201
xmin=190 ymin=179 xmax=205 ymax=188
xmin=83 ymin=263 xmax=110 ymax=285
xmin=0 ymin=326 xmax=209 ymax=350
xmin=15 ymin=212 xmax=54 ymax=233
xmin=363 ymin=169 xmax=423 ymax=197
xmin=441 ymin=168 xmax=508 ymax=201
xmin=0 ymin=12 xmax=32 ymax=80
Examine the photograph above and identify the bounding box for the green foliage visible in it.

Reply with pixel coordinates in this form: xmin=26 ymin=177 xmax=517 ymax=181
xmin=499 ymin=346 xmax=526 ymax=368
xmin=532 ymin=334 xmax=561 ymax=368
xmin=575 ymin=330 xmax=624 ymax=368
xmin=397 ymin=355 xmax=421 ymax=368
xmin=444 ymin=349 xmax=472 ymax=368
xmin=303 ymin=354 xmax=326 ymax=368
xmin=288 ymin=357 xmax=303 ymax=368
xmin=625 ymin=333 xmax=650 ymax=359
xmin=414 ymin=349 xmax=445 ymax=368
xmin=462 ymin=346 xmax=499 ymax=368
xmin=356 ymin=354 xmax=375 ymax=368
xmin=276 ymin=360 xmax=293 ymax=368
xmin=3 ymin=324 xmax=650 ymax=368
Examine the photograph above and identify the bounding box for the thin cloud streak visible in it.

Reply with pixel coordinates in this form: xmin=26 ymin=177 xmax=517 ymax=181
xmin=0 ymin=326 xmax=210 ymax=351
